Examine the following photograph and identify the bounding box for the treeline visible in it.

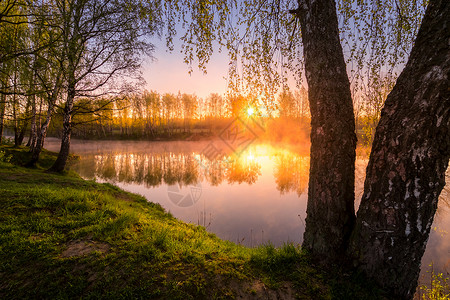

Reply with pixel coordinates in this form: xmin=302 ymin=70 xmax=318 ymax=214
xmin=47 ymin=89 xmax=312 ymax=140
xmin=46 ymin=84 xmax=387 ymax=146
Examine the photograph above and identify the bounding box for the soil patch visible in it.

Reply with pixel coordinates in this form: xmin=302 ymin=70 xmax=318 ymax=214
xmin=61 ymin=240 xmax=110 ymax=258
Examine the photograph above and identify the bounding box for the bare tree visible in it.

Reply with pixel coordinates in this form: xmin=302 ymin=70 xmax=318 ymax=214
xmin=48 ymin=0 xmax=156 ymax=172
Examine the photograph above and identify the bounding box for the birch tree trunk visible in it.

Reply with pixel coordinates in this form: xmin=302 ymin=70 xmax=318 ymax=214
xmin=28 ymin=98 xmax=55 ymax=166
xmin=349 ymin=0 xmax=450 ymax=298
xmin=27 ymin=69 xmax=38 ymax=149
xmin=16 ymin=98 xmax=31 ymax=146
xmin=27 ymin=93 xmax=37 ymax=149
xmin=0 ymin=93 xmax=6 ymax=145
xmin=295 ymin=0 xmax=357 ymax=261
xmin=48 ymin=83 xmax=74 ymax=173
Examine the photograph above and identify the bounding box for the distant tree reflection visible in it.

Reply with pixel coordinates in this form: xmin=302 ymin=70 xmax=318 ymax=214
xmin=70 ymin=146 xmax=448 ymax=205
xmin=73 ymin=146 xmax=315 ymax=196
xmin=274 ymin=154 xmax=309 ymax=196
xmin=226 ymin=155 xmax=262 ymax=185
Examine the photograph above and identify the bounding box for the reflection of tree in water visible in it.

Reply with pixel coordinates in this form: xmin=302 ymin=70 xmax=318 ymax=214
xmin=192 ymin=152 xmax=262 ymax=185
xmin=101 ymin=155 xmax=117 ymax=180
xmin=146 ymin=153 xmax=200 ymax=187
xmin=202 ymin=158 xmax=228 ymax=186
xmin=162 ymin=154 xmax=181 ymax=185
xmin=274 ymin=153 xmax=309 ymax=196
xmin=76 ymin=150 xmax=265 ymax=187
xmin=74 ymin=149 xmax=449 ymax=220
xmin=182 ymin=156 xmax=199 ymax=185
xmin=117 ymin=154 xmax=134 ymax=183
xmin=84 ymin=151 xmax=203 ymax=188
xmin=145 ymin=155 xmax=163 ymax=186
xmin=354 ymin=158 xmax=369 ymax=207
xmin=226 ymin=155 xmax=262 ymax=185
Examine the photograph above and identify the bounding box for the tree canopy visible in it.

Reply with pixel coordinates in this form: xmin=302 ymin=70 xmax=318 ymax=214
xmin=149 ymin=0 xmax=426 ymax=101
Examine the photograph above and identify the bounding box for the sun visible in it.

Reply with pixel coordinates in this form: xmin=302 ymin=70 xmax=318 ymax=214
xmin=247 ymin=107 xmax=254 ymax=116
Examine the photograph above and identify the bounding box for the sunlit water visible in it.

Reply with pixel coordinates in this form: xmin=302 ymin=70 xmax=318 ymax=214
xmin=44 ymin=138 xmax=449 ymax=291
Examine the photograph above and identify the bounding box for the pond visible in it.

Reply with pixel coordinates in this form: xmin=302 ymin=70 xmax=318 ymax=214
xmin=44 ymin=138 xmax=449 ymax=291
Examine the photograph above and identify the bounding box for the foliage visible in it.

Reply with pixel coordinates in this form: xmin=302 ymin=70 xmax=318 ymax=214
xmin=419 ymin=265 xmax=450 ymax=300
xmin=147 ymin=0 xmax=426 ymax=105
xmin=0 ymin=150 xmax=12 ymax=162
xmin=339 ymin=0 xmax=426 ymax=87
xmin=0 ymin=136 xmax=13 ymax=145
xmin=0 ymin=0 xmax=159 ymax=166
xmin=358 ymin=74 xmax=397 ymax=146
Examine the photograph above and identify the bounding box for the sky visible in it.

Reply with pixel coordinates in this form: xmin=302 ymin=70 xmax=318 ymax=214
xmin=143 ymin=40 xmax=230 ymax=99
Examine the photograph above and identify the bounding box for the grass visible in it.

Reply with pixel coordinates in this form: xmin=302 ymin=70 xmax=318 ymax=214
xmin=0 ymin=144 xmax=384 ymax=299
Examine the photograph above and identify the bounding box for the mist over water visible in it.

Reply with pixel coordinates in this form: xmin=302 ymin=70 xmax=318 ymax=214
xmin=43 ymin=138 xmax=449 ymax=288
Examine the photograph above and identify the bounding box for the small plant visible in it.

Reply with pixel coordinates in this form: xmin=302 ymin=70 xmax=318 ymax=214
xmin=1 ymin=137 xmax=14 ymax=145
xmin=361 ymin=116 xmax=378 ymax=146
xmin=0 ymin=150 xmax=12 ymax=163
xmin=419 ymin=264 xmax=450 ymax=300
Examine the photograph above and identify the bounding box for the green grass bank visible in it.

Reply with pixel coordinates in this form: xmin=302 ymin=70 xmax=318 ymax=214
xmin=0 ymin=145 xmax=383 ymax=299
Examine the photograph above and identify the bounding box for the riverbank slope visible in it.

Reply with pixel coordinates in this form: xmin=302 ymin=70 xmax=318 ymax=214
xmin=0 ymin=145 xmax=382 ymax=299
